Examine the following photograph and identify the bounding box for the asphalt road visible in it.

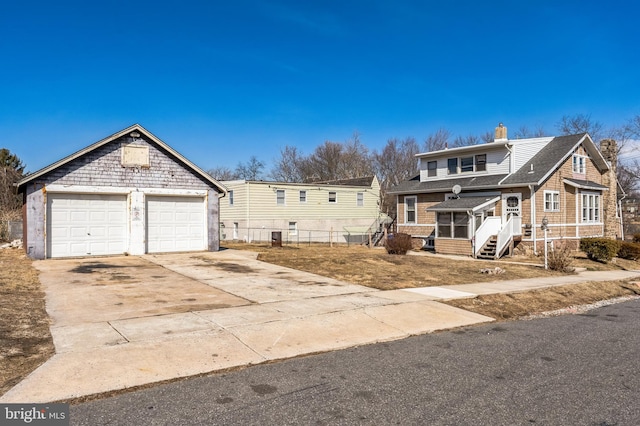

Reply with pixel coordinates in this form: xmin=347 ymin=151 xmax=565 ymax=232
xmin=70 ymin=299 xmax=640 ymax=425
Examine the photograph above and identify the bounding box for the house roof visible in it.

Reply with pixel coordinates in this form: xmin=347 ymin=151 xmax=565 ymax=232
xmin=390 ymin=133 xmax=611 ymax=195
xmin=388 ymin=173 xmax=508 ymax=194
xmin=500 ymin=133 xmax=609 ymax=186
xmin=16 ymin=124 xmax=227 ymax=194
xmin=311 ymin=176 xmax=377 ymax=186
xmin=426 ymin=196 xmax=500 ymax=212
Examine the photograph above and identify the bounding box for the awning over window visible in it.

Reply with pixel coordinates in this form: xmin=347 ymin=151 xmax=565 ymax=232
xmin=426 ymin=196 xmax=500 ymax=213
xmin=562 ymin=178 xmax=608 ymax=191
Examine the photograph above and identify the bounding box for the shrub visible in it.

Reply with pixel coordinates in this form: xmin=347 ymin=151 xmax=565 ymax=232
xmin=547 ymin=244 xmax=574 ymax=272
xmin=618 ymin=241 xmax=640 ymax=260
xmin=579 ymin=237 xmax=621 ymax=262
xmin=633 ymin=233 xmax=640 ymax=244
xmin=385 ymin=233 xmax=413 ymax=255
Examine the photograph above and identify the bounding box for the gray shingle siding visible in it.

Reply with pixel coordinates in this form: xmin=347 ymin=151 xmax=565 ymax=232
xmin=41 ymin=135 xmax=213 ymax=190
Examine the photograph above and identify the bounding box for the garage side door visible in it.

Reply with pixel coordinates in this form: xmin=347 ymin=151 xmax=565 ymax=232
xmin=146 ymin=196 xmax=206 ymax=253
xmin=48 ymin=193 xmax=128 ymax=258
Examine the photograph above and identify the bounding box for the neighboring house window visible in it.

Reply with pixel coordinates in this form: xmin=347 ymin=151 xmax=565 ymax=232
xmin=475 ymin=154 xmax=486 ymax=172
xmin=573 ymin=155 xmax=586 ymax=174
xmin=329 ymin=191 xmax=337 ymax=203
xmin=437 ymin=212 xmax=468 ymax=238
xmin=405 ymin=196 xmax=416 ymax=224
xmin=544 ymin=191 xmax=560 ymax=212
xmin=447 ymin=158 xmax=458 ymax=175
xmin=276 ymin=189 xmax=285 ymax=205
xmin=427 ymin=161 xmax=437 ymax=177
xmin=582 ymin=193 xmax=600 ymax=222
xmin=299 ymin=190 xmax=307 ymax=203
xmin=229 ymin=190 xmax=234 ymax=206
xmin=357 ymin=192 xmax=364 ymax=206
xmin=460 ymin=156 xmax=474 ymax=173
xmin=289 ymin=221 xmax=297 ymax=235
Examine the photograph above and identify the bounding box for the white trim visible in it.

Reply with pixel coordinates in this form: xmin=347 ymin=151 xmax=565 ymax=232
xmin=544 ymin=190 xmax=560 ymax=212
xmin=404 ymin=196 xmax=417 ymax=224
xmin=44 ymin=184 xmax=208 ymax=196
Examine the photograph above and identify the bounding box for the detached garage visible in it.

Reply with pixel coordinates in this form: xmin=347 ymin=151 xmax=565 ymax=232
xmin=17 ymin=124 xmax=227 ymax=259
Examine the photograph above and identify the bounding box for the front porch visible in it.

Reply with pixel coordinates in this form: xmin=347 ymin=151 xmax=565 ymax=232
xmin=428 ymin=196 xmax=523 ymax=259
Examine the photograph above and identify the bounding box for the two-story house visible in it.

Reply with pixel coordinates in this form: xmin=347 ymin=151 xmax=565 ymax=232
xmin=389 ymin=124 xmax=621 ymax=258
xmin=219 ymin=176 xmax=386 ymax=244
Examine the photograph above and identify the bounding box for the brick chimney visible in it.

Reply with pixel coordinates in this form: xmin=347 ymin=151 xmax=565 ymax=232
xmin=600 ymin=139 xmax=620 ymax=239
xmin=494 ymin=123 xmax=507 ymax=141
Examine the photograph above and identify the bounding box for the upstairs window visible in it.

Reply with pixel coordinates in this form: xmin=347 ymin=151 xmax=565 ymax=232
xmin=475 ymin=154 xmax=487 ymax=172
xmin=276 ymin=189 xmax=285 ymax=205
xmin=229 ymin=190 xmax=234 ymax=206
xmin=328 ymin=191 xmax=337 ymax=203
xmin=299 ymin=190 xmax=307 ymax=203
xmin=447 ymin=158 xmax=458 ymax=175
xmin=427 ymin=161 xmax=437 ymax=177
xmin=460 ymin=156 xmax=474 ymax=173
xmin=573 ymin=155 xmax=586 ymax=174
xmin=356 ymin=192 xmax=364 ymax=206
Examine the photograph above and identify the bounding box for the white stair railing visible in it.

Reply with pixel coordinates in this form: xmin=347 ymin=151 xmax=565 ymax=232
xmin=474 ymin=216 xmax=502 ymax=256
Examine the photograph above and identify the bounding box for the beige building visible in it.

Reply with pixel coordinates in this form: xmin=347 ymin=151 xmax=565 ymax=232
xmin=389 ymin=125 xmax=622 ymax=258
xmin=219 ymin=176 xmax=386 ymax=244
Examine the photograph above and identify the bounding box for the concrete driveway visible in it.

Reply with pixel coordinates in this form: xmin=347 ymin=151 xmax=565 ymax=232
xmin=1 ymin=249 xmax=493 ymax=403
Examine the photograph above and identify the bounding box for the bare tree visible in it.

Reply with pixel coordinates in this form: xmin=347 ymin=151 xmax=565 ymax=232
xmin=423 ymin=128 xmax=450 ymax=152
xmin=373 ymin=137 xmax=420 ymax=216
xmin=207 ymin=166 xmax=239 ymax=181
xmin=339 ymin=132 xmax=374 ymax=179
xmin=269 ymin=146 xmax=304 ymax=182
xmin=557 ymin=114 xmax=604 ymax=141
xmin=512 ymin=125 xmax=547 ymax=139
xmin=235 ymin=156 xmax=265 ymax=181
xmin=452 ymin=134 xmax=480 ymax=147
xmin=0 ymin=149 xmax=25 ymax=240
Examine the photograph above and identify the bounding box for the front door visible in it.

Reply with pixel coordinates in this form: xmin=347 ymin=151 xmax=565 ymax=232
xmin=501 ymin=193 xmax=522 ymax=223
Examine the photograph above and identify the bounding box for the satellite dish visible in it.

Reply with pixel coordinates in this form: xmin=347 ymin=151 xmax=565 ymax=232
xmin=452 ymin=184 xmax=462 ymax=196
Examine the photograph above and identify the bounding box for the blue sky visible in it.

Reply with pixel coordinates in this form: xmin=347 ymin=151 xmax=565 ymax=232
xmin=2 ymin=0 xmax=639 ymax=175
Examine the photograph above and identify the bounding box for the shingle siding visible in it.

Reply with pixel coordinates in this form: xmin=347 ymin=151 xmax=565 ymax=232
xmin=42 ymin=136 xmax=211 ymax=190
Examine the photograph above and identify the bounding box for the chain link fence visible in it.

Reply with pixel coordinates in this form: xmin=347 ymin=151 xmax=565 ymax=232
xmin=220 ymin=226 xmax=379 ymax=246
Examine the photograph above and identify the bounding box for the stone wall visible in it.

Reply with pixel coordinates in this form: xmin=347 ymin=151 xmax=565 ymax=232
xmin=600 ymin=139 xmax=620 ymax=239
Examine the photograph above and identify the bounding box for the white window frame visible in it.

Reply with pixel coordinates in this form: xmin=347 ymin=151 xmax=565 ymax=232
xmin=299 ymin=190 xmax=307 ymax=203
xmin=405 ymin=196 xmax=417 ymax=224
xmin=581 ymin=192 xmax=600 ymax=223
xmin=573 ymin=154 xmax=586 ymax=174
xmin=276 ymin=189 xmax=285 ymax=205
xmin=229 ymin=190 xmax=234 ymax=206
xmin=356 ymin=192 xmax=364 ymax=207
xmin=544 ymin=190 xmax=560 ymax=212
xmin=288 ymin=221 xmax=297 ymax=235
xmin=328 ymin=191 xmax=337 ymax=203
xmin=448 ymin=154 xmax=487 ymax=175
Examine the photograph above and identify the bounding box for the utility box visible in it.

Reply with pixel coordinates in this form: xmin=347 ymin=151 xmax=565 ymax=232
xmin=271 ymin=231 xmax=282 ymax=247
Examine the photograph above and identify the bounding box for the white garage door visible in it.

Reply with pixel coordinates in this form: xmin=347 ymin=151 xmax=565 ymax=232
xmin=146 ymin=196 xmax=206 ymax=253
xmin=48 ymin=193 xmax=128 ymax=258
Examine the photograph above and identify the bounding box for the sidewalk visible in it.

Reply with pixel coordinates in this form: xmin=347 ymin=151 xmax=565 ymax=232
xmin=2 ymin=257 xmax=639 ymax=404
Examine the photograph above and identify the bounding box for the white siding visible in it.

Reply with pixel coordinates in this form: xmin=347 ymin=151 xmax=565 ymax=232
xmin=511 ymin=137 xmax=553 ymax=171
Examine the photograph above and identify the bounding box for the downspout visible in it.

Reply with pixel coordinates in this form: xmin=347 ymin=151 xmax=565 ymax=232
xmin=530 ymin=184 xmax=537 ymax=255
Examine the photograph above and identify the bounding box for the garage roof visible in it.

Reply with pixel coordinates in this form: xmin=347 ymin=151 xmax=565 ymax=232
xmin=16 ymin=124 xmax=227 ymax=194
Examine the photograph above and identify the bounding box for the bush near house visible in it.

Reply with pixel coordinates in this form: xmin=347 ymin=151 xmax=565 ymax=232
xmin=385 ymin=233 xmax=413 ymax=255
xmin=617 ymin=241 xmax=640 ymax=261
xmin=579 ymin=237 xmax=621 ymax=262
xmin=632 ymin=233 xmax=640 ymax=244
xmin=547 ymin=244 xmax=574 ymax=272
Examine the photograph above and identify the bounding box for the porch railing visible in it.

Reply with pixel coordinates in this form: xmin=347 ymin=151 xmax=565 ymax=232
xmin=474 ymin=216 xmax=501 ymax=256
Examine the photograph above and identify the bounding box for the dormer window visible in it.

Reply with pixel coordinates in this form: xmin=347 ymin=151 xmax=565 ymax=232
xmin=447 ymin=154 xmax=487 ymax=175
xmin=427 ymin=161 xmax=437 ymax=177
xmin=572 ymin=154 xmax=586 ymax=174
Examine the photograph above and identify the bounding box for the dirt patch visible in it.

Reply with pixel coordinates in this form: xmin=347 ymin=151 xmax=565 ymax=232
xmin=445 ymin=280 xmax=640 ymax=321
xmin=0 ymin=249 xmax=54 ymax=396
